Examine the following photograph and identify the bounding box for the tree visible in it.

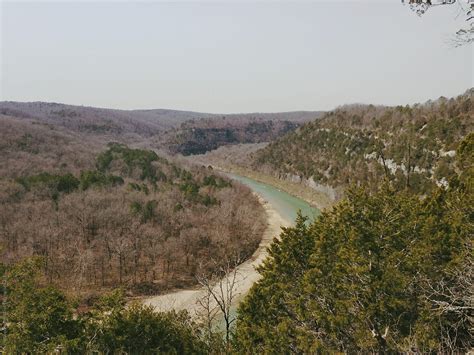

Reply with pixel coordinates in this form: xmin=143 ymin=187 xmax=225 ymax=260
xmin=196 ymin=255 xmax=243 ymax=347
xmin=235 ymin=179 xmax=472 ymax=353
xmin=1 ymin=264 xmax=209 ymax=354
xmin=401 ymin=0 xmax=474 ymax=45
xmin=1 ymin=258 xmax=83 ymax=353
xmin=85 ymin=295 xmax=207 ymax=354
xmin=234 ymin=213 xmax=315 ymax=353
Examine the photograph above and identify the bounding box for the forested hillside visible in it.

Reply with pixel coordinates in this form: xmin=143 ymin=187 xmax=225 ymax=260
xmin=163 ymin=117 xmax=300 ymax=155
xmin=0 ymin=113 xmax=266 ymax=298
xmin=253 ymin=89 xmax=473 ymax=196
xmin=0 ymin=102 xmax=321 ymax=151
xmin=0 ymin=115 xmax=100 ymax=177
xmin=235 ymin=133 xmax=473 ymax=353
xmin=0 ymin=101 xmax=207 ymax=137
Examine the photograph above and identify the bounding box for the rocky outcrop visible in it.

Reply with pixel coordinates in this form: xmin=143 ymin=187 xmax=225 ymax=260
xmin=167 ymin=120 xmax=300 ymax=155
xmin=284 ymin=173 xmax=342 ymax=201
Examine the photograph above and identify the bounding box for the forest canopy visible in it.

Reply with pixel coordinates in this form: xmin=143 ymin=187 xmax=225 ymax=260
xmin=0 ymin=139 xmax=266 ymax=298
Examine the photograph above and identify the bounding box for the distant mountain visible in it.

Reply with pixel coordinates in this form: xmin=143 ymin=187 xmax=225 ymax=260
xmin=0 ymin=101 xmax=322 ymax=141
xmin=0 ymin=101 xmax=323 ymax=154
xmin=0 ymin=102 xmax=211 ymax=137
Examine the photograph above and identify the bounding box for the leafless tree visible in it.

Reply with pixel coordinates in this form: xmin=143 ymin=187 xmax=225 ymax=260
xmin=196 ymin=283 xmax=220 ymax=340
xmin=196 ymin=255 xmax=244 ymax=346
xmin=420 ymin=240 xmax=473 ymax=351
xmin=0 ymin=115 xmax=267 ymax=300
xmin=402 ymin=0 xmax=474 ymax=45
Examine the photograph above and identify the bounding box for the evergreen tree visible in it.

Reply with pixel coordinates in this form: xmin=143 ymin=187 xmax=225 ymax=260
xmin=2 ymin=258 xmax=83 ymax=353
xmin=83 ymin=289 xmax=207 ymax=354
xmin=235 ymin=147 xmax=473 ymax=353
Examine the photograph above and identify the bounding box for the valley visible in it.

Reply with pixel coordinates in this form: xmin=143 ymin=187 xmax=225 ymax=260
xmin=2 ymin=1 xmax=473 ymax=352
xmin=0 ymin=103 xmax=321 ymax=301
xmin=1 ymin=90 xmax=472 ymax=353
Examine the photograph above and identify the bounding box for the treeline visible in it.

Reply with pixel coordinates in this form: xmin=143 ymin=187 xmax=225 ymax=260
xmin=0 ymin=101 xmax=203 ymax=136
xmin=0 ymin=142 xmax=266 ymax=297
xmin=234 ymin=133 xmax=473 ymax=353
xmin=253 ymin=89 xmax=473 ymax=196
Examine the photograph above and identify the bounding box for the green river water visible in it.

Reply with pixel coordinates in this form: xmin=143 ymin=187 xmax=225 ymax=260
xmin=225 ymin=172 xmax=320 ymax=224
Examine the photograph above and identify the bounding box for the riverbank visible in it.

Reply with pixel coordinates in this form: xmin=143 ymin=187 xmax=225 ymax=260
xmin=179 ymin=146 xmax=335 ymax=211
xmin=212 ymin=164 xmax=334 ymax=211
xmin=141 ymin=194 xmax=290 ymax=315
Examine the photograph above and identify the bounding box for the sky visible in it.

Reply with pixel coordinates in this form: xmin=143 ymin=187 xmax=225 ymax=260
xmin=0 ymin=0 xmax=472 ymax=113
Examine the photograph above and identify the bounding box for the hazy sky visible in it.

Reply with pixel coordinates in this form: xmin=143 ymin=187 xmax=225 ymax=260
xmin=1 ymin=0 xmax=472 ymax=112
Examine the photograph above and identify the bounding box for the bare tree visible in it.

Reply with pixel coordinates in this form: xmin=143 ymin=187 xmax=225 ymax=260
xmin=420 ymin=241 xmax=473 ymax=351
xmin=402 ymin=0 xmax=474 ymax=45
xmin=0 ymin=124 xmax=268 ymax=297
xmin=196 ymin=255 xmax=244 ymax=346
xmin=196 ymin=283 xmax=220 ymax=341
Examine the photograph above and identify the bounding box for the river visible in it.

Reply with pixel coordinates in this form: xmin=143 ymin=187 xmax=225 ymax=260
xmin=143 ymin=172 xmax=320 ymax=325
xmin=225 ymin=172 xmax=320 ymax=224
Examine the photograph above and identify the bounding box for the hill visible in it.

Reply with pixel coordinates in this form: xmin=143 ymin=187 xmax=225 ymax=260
xmin=159 ymin=114 xmax=322 ymax=155
xmin=250 ymin=89 xmax=473 ymax=198
xmin=0 ymin=101 xmax=211 ymax=138
xmin=0 ymin=110 xmax=267 ymax=298
xmin=0 ymin=102 xmax=322 ymax=150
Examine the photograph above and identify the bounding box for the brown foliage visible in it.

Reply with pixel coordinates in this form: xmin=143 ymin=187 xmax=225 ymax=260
xmin=0 ymin=113 xmax=266 ymax=299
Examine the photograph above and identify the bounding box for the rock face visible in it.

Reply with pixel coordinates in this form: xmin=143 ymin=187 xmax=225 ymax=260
xmin=284 ymin=173 xmax=341 ymax=201
xmin=167 ymin=120 xmax=300 ymax=155
xmin=306 ymin=177 xmax=342 ymax=201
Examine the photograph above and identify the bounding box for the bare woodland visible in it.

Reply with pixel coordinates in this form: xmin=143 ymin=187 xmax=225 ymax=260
xmin=0 ymin=113 xmax=267 ymax=300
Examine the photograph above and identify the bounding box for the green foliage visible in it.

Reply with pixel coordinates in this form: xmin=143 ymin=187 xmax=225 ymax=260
xmin=180 ymin=181 xmax=200 ymax=198
xmin=203 ymin=174 xmax=232 ymax=188
xmin=235 ymin=213 xmax=315 ymax=353
xmin=130 ymin=200 xmax=158 ymax=223
xmin=96 ymin=143 xmax=165 ymax=182
xmin=16 ymin=172 xmax=80 ymax=203
xmin=84 ymin=289 xmax=208 ymax=354
xmin=128 ymin=182 xmax=150 ymax=194
xmin=202 ymin=194 xmax=218 ymax=206
xmin=130 ymin=200 xmax=142 ymax=215
xmin=96 ymin=145 xmax=115 ymax=171
xmin=142 ymin=200 xmax=157 ymax=222
xmin=2 ymin=263 xmax=208 ymax=354
xmin=179 ymin=181 xmax=219 ymax=206
xmin=16 ymin=169 xmax=126 ymax=197
xmin=88 ymin=301 xmax=207 ymax=354
xmin=179 ymin=169 xmax=194 ymax=181
xmin=235 ymin=180 xmax=473 ymax=353
xmin=79 ymin=170 xmax=124 ymax=190
xmin=2 ymin=258 xmax=83 ymax=353
xmin=17 ymin=172 xmax=80 ymax=194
